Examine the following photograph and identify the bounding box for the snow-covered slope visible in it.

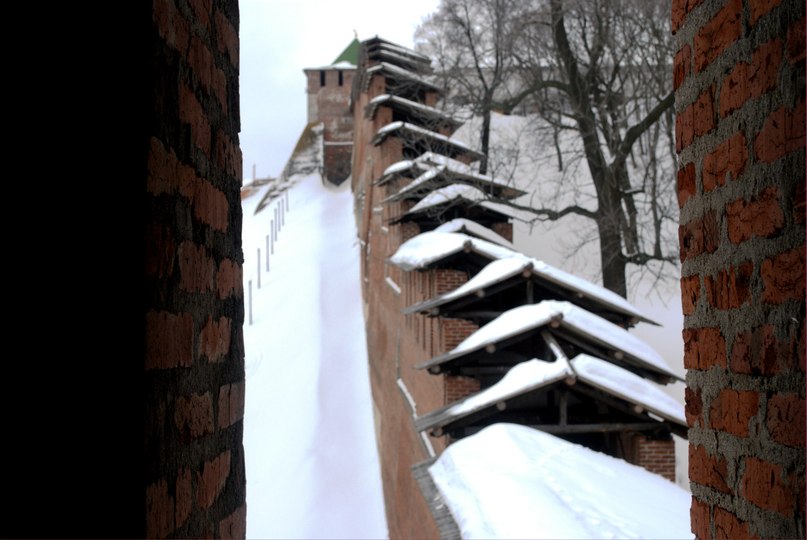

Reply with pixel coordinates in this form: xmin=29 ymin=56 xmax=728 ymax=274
xmin=241 ymin=172 xmax=388 ymax=539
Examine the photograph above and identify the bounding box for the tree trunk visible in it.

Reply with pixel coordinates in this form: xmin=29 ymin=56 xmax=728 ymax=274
xmin=479 ymin=104 xmax=492 ymax=175
xmin=596 ymin=212 xmax=628 ymax=298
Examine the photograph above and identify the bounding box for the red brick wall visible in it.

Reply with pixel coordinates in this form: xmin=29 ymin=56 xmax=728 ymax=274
xmin=145 ymin=1 xmax=246 ymax=538
xmin=674 ymin=0 xmax=805 ymax=538
xmin=445 ymin=375 xmax=482 ymax=404
xmin=633 ymin=436 xmax=676 ymax=482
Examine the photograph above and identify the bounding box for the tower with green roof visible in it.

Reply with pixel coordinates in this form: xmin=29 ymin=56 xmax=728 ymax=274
xmin=302 ymin=38 xmax=360 ymax=185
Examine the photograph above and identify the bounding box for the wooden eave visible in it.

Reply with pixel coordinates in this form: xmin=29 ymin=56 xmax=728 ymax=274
xmin=365 ymin=95 xmax=462 ymax=132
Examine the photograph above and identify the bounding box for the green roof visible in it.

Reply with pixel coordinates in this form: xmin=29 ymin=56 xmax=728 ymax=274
xmin=332 ymin=38 xmax=360 ymax=66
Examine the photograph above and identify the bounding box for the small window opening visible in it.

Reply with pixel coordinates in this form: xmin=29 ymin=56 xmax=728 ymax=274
xmin=320 ymin=70 xmax=326 ymax=87
xmin=338 ymin=71 xmax=343 ymax=86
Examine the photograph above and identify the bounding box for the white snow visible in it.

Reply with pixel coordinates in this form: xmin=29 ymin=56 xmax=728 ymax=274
xmin=411 ymin=255 xmax=655 ymax=324
xmin=415 ymin=151 xmax=475 ymax=173
xmin=449 ymin=301 xmax=677 ymax=380
xmin=382 ymin=159 xmax=415 ymax=176
xmin=388 ymin=231 xmax=517 ymax=271
xmin=364 ymin=62 xmax=440 ymax=91
xmin=374 ymin=121 xmax=480 ymax=156
xmin=428 ymin=423 xmax=694 ymax=540
xmin=368 ymin=94 xmax=456 ymax=122
xmin=241 ymin=173 xmax=387 ymax=539
xmin=433 ymin=218 xmax=515 ymax=248
xmin=571 ymin=354 xmax=687 ymax=426
xmin=405 ymin=184 xmax=531 ymax=221
xmin=446 ymin=358 xmax=572 ymax=417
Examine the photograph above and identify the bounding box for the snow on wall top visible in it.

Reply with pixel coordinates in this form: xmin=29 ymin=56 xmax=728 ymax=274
xmin=419 ymin=300 xmax=678 ymax=380
xmin=572 ymin=353 xmax=686 ymax=425
xmin=433 ymin=218 xmax=515 ymax=248
xmin=416 ymin=354 xmax=685 ymax=435
xmin=406 ymin=255 xmax=655 ymax=325
xmin=373 ymin=122 xmax=482 ymax=160
xmin=363 ymin=62 xmax=440 ymax=92
xmin=389 ymin=231 xmax=517 ymax=271
xmin=428 ymin=423 xmax=694 ymax=540
xmin=366 ymin=94 xmax=460 ymax=127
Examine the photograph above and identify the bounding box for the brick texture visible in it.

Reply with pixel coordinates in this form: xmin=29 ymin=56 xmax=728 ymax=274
xmin=145 ymin=1 xmax=245 ymax=537
xmin=677 ymin=0 xmax=805 ymax=538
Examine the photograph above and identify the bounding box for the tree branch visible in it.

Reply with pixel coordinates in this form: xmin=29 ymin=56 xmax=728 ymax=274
xmin=610 ymin=91 xmax=674 ymax=171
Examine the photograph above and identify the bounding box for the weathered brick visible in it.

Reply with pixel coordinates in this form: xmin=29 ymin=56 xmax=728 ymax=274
xmin=675 ymin=100 xmax=693 ymax=153
xmin=199 ymin=316 xmax=231 ymax=362
xmin=719 ymin=40 xmax=782 ymax=118
xmin=694 ymin=0 xmax=742 ymax=73
xmin=683 ymin=327 xmax=727 ymax=370
xmin=681 ymin=273 xmax=701 ymax=315
xmin=216 ymin=258 xmax=242 ymax=299
xmin=702 ymin=132 xmax=747 ymax=191
xmin=146 ymin=478 xmax=174 ymax=539
xmin=215 ymin=129 xmax=241 ymax=179
xmin=714 ymin=507 xmax=757 ymax=540
xmin=766 ymin=393 xmax=806 ymax=447
xmin=178 ymin=241 xmax=215 ymax=292
xmin=760 ymin=247 xmax=805 ymax=304
xmin=175 ymin=468 xmax=193 ymax=530
xmin=145 ymin=222 xmax=177 ymax=278
xmin=709 ymin=388 xmax=759 ymax=437
xmin=147 ymin=137 xmax=180 ymax=196
xmin=146 ymin=310 xmax=194 ymax=370
xmin=754 ymin=100 xmax=806 ymax=163
xmin=694 ymin=86 xmax=716 ymax=137
xmin=704 ymin=262 xmax=753 ymax=310
xmin=219 ymin=503 xmax=247 ymax=539
xmin=194 ymin=179 xmax=229 ymax=232
xmin=786 ymin=17 xmax=806 ymax=64
xmin=794 ymin=178 xmax=805 ymax=224
xmin=679 ymin=210 xmax=718 ymax=262
xmin=179 ymin=84 xmax=211 ymax=154
xmin=218 ymin=381 xmax=245 ymax=429
xmin=153 ymin=0 xmax=190 ymax=52
xmin=749 ymin=0 xmax=781 ymax=26
xmin=444 ymin=375 xmax=481 ymax=404
xmin=174 ymin=392 xmax=215 ymax=440
xmin=690 ymin=444 xmax=731 ymax=493
xmin=731 ymin=325 xmax=780 ymax=376
xmin=690 ymin=497 xmax=711 ymax=540
xmin=726 ymin=186 xmax=784 ymax=244
xmin=197 ymin=451 xmax=231 ymax=509
xmin=674 ymin=45 xmax=691 ymax=90
xmin=685 ymin=386 xmax=704 ymax=427
xmin=741 ymin=456 xmax=798 ymax=516
xmin=188 ymin=35 xmax=214 ymax=95
xmin=189 ymin=0 xmax=212 ymax=31
xmin=672 ymin=0 xmax=705 ymax=34
xmin=677 ymin=162 xmax=696 ymax=208
xmin=214 ymin=9 xmax=239 ymax=67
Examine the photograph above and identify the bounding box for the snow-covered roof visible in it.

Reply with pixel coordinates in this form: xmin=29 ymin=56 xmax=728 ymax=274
xmin=372 ymin=122 xmax=484 ymax=161
xmin=375 ymin=159 xmax=434 ymax=186
xmin=427 ymin=423 xmax=694 ymax=540
xmin=389 ymin=231 xmax=517 ymax=272
xmin=415 ymin=355 xmax=685 ymax=436
xmin=386 ymin=164 xmax=525 ymax=202
xmin=404 ymin=184 xmax=521 ymax=221
xmin=572 ymin=354 xmax=686 ymax=425
xmin=415 ymin=152 xmax=474 ymax=173
xmin=362 ymin=62 xmax=440 ymax=93
xmin=433 ymin=218 xmax=515 ymax=249
xmin=416 ymin=300 xmax=680 ymax=382
xmin=414 ymin=359 xmax=573 ymax=434
xmin=365 ymin=94 xmax=462 ymax=130
xmin=404 ymin=255 xmax=658 ymax=326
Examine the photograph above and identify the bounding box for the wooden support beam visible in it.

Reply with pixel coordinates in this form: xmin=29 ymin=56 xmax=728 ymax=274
xmin=532 ymin=422 xmax=666 ymax=434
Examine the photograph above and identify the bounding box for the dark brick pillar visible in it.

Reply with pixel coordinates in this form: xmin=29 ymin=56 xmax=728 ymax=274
xmin=144 ymin=0 xmax=246 ymax=538
xmin=674 ymin=0 xmax=805 ymax=538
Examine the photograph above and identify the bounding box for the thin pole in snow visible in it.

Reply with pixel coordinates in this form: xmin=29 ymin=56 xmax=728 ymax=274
xmin=252 ymin=163 xmax=256 ymax=180
xmin=285 ymin=189 xmax=289 ymax=211
xmin=248 ymin=280 xmax=253 ymax=325
xmin=266 ymin=235 xmax=270 ymax=271
xmin=270 ymin=223 xmax=275 ymax=254
xmin=257 ymin=248 xmax=261 ymax=289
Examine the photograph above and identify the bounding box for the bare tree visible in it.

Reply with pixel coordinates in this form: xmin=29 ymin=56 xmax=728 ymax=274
xmin=417 ymin=0 xmax=677 ymax=298
xmin=415 ymin=0 xmax=532 ymax=175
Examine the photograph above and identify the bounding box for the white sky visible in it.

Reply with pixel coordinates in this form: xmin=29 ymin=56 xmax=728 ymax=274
xmin=239 ymin=0 xmax=441 ymax=181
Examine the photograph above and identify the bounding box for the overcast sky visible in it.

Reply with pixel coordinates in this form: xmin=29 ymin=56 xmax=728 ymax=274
xmin=239 ymin=0 xmax=441 ymax=181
